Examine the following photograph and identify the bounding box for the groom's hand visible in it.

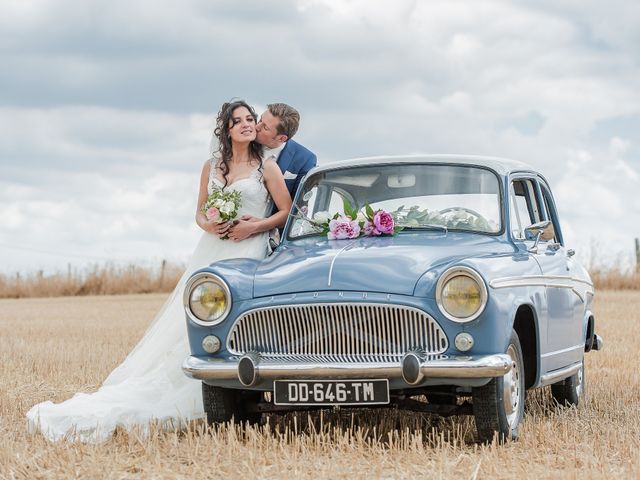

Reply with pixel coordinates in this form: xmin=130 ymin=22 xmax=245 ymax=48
xmin=239 ymin=215 xmax=260 ymax=223
xmin=228 ymin=218 xmax=259 ymax=241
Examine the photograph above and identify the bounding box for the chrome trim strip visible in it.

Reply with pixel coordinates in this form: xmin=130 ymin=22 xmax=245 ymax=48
xmin=539 ymin=361 xmax=582 ymax=387
xmin=226 ymin=303 xmax=449 ymax=357
xmin=182 ymin=353 xmax=513 ymax=382
xmin=489 ymin=275 xmax=594 ymax=303
xmin=540 ymin=344 xmax=584 ymax=359
xmin=489 ymin=275 xmax=593 ymax=289
xmin=327 ymin=240 xmax=358 ymax=287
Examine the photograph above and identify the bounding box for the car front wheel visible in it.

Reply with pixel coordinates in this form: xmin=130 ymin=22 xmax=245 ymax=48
xmin=201 ymin=383 xmax=262 ymax=426
xmin=472 ymin=330 xmax=525 ymax=443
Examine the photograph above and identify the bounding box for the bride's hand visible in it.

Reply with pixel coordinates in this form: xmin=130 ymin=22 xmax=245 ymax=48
xmin=228 ymin=219 xmax=258 ymax=241
xmin=204 ymin=220 xmax=231 ymax=237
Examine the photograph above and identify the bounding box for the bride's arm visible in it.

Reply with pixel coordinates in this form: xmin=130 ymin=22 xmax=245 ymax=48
xmin=195 ymin=160 xmax=231 ymax=237
xmin=227 ymin=161 xmax=292 ymax=241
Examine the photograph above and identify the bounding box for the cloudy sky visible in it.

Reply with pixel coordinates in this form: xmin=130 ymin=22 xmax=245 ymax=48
xmin=1 ymin=0 xmax=639 ymax=274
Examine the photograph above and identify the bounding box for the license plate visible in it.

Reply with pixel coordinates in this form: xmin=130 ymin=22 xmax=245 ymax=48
xmin=273 ymin=379 xmax=390 ymax=406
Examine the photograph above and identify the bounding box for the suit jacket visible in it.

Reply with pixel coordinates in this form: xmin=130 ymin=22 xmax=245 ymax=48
xmin=275 ymin=139 xmax=317 ymax=201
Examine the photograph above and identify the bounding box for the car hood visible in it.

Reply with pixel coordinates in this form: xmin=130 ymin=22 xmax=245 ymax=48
xmin=253 ymin=233 xmax=512 ymax=297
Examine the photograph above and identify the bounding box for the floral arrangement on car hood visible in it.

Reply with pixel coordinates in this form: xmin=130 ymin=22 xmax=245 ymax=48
xmin=310 ymin=199 xmax=402 ymax=240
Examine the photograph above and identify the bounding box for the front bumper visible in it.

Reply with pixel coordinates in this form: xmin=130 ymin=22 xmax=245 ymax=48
xmin=182 ymin=353 xmax=513 ymax=387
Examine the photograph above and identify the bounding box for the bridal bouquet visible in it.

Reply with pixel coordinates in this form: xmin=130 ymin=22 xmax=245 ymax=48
xmin=201 ymin=188 xmax=242 ymax=237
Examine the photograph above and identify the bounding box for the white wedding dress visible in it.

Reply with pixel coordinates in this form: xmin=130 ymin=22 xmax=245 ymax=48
xmin=27 ymin=158 xmax=274 ymax=442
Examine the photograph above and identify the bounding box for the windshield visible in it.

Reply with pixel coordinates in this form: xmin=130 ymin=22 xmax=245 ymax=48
xmin=288 ymin=163 xmax=502 ymax=239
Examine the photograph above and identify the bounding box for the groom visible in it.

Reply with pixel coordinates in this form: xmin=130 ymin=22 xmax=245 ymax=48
xmin=255 ymin=102 xmax=317 ymax=199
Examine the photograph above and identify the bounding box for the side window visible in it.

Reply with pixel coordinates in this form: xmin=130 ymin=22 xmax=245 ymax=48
xmin=539 ymin=184 xmax=559 ymax=243
xmin=291 ymin=186 xmax=349 ymax=237
xmin=327 ymin=190 xmax=347 ymax=215
xmin=303 ymin=185 xmax=354 ymax=219
xmin=509 ymin=178 xmax=542 ymax=240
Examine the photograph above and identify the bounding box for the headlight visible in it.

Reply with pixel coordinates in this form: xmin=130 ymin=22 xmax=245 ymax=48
xmin=436 ymin=266 xmax=487 ymax=323
xmin=184 ymin=273 xmax=232 ymax=325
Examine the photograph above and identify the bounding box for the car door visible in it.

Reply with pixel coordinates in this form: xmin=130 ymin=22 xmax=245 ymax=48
xmin=508 ymin=175 xmax=575 ymax=371
xmin=535 ymin=179 xmax=583 ymax=369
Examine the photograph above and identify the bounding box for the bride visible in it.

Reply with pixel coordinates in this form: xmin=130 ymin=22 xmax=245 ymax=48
xmin=26 ymin=100 xmax=293 ymax=442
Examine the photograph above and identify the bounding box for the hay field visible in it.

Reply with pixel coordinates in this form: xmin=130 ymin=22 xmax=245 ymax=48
xmin=1 ymin=291 xmax=639 ymax=479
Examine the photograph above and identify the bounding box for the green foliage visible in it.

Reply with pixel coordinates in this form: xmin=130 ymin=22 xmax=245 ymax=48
xmin=365 ymin=203 xmax=374 ymax=219
xmin=394 ymin=205 xmax=493 ymax=232
xmin=342 ymin=197 xmax=358 ymax=220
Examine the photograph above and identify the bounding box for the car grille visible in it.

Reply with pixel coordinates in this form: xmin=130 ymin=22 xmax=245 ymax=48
xmin=227 ymin=303 xmax=448 ymax=360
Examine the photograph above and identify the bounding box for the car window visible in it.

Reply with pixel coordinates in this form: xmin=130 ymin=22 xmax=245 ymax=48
xmin=539 ymin=183 xmax=560 ymax=243
xmin=289 ymin=164 xmax=502 ymax=239
xmin=510 ymin=178 xmax=542 ymax=240
xmin=297 ymin=186 xmax=351 ymax=217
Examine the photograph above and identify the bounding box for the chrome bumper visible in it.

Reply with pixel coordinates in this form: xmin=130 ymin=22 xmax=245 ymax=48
xmin=182 ymin=353 xmax=513 ymax=386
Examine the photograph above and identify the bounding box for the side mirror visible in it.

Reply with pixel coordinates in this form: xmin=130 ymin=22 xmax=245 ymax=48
xmin=524 ymin=220 xmax=554 ymax=241
xmin=524 ymin=221 xmax=554 ymax=252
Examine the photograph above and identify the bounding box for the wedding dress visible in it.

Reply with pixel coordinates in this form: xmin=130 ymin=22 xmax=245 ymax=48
xmin=27 ymin=158 xmax=274 ymax=442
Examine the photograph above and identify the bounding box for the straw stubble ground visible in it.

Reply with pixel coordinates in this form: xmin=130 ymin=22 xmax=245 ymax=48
xmin=0 ymin=291 xmax=639 ymax=479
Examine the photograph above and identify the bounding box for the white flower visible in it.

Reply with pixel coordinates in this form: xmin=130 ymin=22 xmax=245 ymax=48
xmin=220 ymin=201 xmax=235 ymax=215
xmin=293 ymin=219 xmax=318 ymax=236
xmin=312 ymin=211 xmax=331 ymax=223
xmin=356 ymin=211 xmax=367 ymax=222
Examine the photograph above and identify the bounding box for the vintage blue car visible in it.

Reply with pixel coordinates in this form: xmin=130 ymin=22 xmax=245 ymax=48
xmin=182 ymin=155 xmax=602 ymax=442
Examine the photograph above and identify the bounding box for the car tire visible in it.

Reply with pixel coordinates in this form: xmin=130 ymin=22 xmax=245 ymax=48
xmin=551 ymin=360 xmax=585 ymax=407
xmin=201 ymin=383 xmax=262 ymax=426
xmin=472 ymin=329 xmax=525 ymax=443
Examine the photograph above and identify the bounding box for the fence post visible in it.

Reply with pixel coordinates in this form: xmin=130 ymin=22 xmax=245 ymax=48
xmin=158 ymin=259 xmax=167 ymax=288
xmin=636 ymin=238 xmax=640 ymax=273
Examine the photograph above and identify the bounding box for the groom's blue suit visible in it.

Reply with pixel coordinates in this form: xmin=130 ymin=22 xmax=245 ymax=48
xmin=275 ymin=139 xmax=317 ymax=201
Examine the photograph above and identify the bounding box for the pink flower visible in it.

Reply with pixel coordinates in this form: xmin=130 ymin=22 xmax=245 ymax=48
xmin=373 ymin=210 xmax=395 ymax=234
xmin=328 ymin=216 xmax=361 ymax=240
xmin=363 ymin=220 xmax=380 ymax=236
xmin=205 ymin=207 xmax=221 ymax=222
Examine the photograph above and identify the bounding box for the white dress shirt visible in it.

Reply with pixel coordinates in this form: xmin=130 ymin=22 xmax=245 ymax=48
xmin=262 ymin=142 xmax=287 ymax=162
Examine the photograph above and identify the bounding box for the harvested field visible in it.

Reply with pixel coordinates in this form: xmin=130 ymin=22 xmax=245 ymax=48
xmin=0 ymin=291 xmax=639 ymax=479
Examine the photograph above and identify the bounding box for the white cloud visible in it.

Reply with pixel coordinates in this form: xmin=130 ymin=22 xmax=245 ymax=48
xmin=1 ymin=0 xmax=639 ymax=273
xmin=0 ymin=106 xmax=211 ymax=272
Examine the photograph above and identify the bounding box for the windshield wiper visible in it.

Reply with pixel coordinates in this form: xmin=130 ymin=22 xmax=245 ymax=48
xmin=401 ymin=223 xmax=448 ymax=233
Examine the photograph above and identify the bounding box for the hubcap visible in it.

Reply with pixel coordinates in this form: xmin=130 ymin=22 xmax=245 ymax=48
xmin=503 ymin=344 xmax=522 ymax=428
xmin=575 ymin=363 xmax=584 ymax=398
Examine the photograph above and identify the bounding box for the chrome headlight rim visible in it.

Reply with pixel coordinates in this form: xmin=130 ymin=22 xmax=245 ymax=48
xmin=436 ymin=266 xmax=488 ymax=323
xmin=183 ymin=272 xmax=232 ymax=326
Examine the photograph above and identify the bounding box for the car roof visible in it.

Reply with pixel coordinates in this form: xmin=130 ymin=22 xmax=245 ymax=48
xmin=308 ymin=154 xmax=538 ymax=176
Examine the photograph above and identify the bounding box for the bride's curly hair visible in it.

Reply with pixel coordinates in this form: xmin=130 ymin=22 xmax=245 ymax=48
xmin=213 ymin=100 xmax=263 ymax=188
